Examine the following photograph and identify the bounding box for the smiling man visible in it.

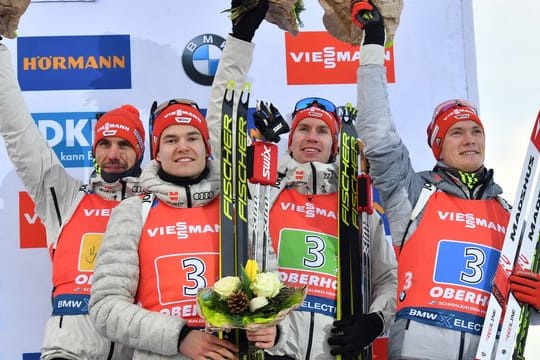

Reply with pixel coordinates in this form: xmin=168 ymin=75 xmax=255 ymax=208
xmin=286 ymin=102 xmax=338 ymax=164
xmin=89 ymin=103 xmax=276 ymax=358
xmin=427 ymin=100 xmax=486 ymax=176
xmin=1 ymin=35 xmax=147 ymax=358
xmin=353 ymin=1 xmax=516 ymax=358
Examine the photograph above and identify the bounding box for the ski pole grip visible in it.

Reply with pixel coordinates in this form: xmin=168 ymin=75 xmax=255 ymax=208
xmin=247 ymin=141 xmax=278 ymax=185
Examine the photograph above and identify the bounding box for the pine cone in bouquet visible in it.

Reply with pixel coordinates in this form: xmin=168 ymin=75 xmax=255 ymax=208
xmin=227 ymin=289 xmax=250 ymax=314
xmin=265 ymin=0 xmax=305 ymax=35
xmin=0 ymin=0 xmax=30 ymax=39
xmin=318 ymin=0 xmax=403 ymax=46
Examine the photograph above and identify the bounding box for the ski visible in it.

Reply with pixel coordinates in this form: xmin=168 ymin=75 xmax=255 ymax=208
xmin=220 ymin=80 xmax=236 ymax=277
xmin=337 ymin=103 xmax=372 ymax=360
xmin=219 ymin=80 xmax=251 ymax=358
xmin=512 ymin=235 xmax=540 ymax=359
xmin=475 ymin=110 xmax=540 ymax=360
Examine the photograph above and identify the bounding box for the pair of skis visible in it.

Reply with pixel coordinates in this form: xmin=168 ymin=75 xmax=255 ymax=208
xmin=219 ymin=80 xmax=281 ymax=360
xmin=337 ymin=104 xmax=373 ymax=360
xmin=475 ymin=110 xmax=540 ymax=360
xmin=220 ymin=80 xmax=253 ymax=359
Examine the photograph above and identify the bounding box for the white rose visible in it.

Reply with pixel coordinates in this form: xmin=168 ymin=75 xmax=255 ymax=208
xmin=250 ymin=272 xmax=282 ymax=298
xmin=213 ymin=276 xmax=240 ymax=298
xmin=249 ymin=296 xmax=269 ymax=312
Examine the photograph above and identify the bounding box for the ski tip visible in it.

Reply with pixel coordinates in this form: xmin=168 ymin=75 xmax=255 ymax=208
xmin=531 ymin=109 xmax=540 ymax=148
xmin=226 ymin=79 xmax=237 ymax=90
xmin=241 ymin=82 xmax=252 ymax=93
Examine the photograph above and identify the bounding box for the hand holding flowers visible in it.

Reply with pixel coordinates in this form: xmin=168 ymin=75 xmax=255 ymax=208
xmin=197 ymin=267 xmax=306 ymax=331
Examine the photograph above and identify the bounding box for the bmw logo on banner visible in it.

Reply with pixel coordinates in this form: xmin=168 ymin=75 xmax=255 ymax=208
xmin=182 ymin=34 xmax=226 ymax=86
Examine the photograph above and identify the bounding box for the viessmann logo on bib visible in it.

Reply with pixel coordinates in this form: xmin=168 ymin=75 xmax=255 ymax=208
xmin=284 ymin=31 xmax=395 ymax=85
xmin=17 ymin=35 xmax=131 ymax=91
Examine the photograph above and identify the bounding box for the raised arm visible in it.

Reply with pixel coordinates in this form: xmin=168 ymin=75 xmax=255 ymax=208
xmin=354 ymin=3 xmax=423 ymax=246
xmin=206 ymin=0 xmax=268 ymax=164
xmin=0 ymin=42 xmax=80 ymax=246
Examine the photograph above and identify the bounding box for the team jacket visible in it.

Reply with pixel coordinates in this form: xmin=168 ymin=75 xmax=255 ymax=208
xmin=260 ymin=155 xmax=398 ymax=360
xmin=356 ymin=44 xmax=508 ymax=360
xmin=0 ymin=43 xmax=141 ymax=360
xmin=89 ymin=35 xmax=271 ymax=359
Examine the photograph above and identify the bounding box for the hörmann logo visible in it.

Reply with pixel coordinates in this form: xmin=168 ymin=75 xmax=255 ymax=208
xmin=17 ymin=35 xmax=131 ymax=91
xmin=182 ymin=34 xmax=226 ymax=86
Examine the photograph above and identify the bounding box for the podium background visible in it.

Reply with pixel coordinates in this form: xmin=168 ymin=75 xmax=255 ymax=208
xmin=0 ymin=1 xmax=480 ymax=358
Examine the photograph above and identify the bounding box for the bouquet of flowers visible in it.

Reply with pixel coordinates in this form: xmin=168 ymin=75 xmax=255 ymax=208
xmin=197 ymin=263 xmax=306 ymax=331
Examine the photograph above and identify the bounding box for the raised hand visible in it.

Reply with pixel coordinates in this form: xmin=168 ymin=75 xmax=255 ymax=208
xmin=0 ymin=0 xmax=30 ymax=39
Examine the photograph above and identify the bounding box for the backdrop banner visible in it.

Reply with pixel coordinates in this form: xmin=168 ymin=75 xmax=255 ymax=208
xmin=0 ymin=1 xmax=477 ymax=358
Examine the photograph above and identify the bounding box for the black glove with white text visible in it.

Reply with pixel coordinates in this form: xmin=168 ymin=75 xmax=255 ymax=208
xmin=328 ymin=312 xmax=384 ymax=356
xmin=253 ymin=101 xmax=290 ymax=142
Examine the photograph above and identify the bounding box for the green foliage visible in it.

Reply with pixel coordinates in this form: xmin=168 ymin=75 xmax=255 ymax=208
xmin=197 ymin=282 xmax=306 ymax=329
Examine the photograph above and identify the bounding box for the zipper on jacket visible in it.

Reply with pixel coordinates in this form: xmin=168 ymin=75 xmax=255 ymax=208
xmin=120 ymin=180 xmax=127 ymax=200
xmin=50 ymin=186 xmax=63 ymax=226
xmin=310 ymin=163 xmax=317 ymax=195
xmin=185 ymin=186 xmax=192 ymax=208
xmin=106 ymin=342 xmax=115 ymax=360
xmin=305 ymin=312 xmax=315 ymax=360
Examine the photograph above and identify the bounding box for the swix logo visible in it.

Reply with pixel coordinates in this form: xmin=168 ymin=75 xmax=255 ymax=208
xmin=19 ymin=191 xmax=46 ymax=248
xmin=285 ymin=31 xmax=395 ymax=85
xmin=147 ymin=222 xmax=220 ymax=240
xmin=33 ymin=112 xmax=98 ymax=168
xmin=261 ymin=144 xmax=273 ymax=180
xmin=17 ymin=35 xmax=131 ymax=91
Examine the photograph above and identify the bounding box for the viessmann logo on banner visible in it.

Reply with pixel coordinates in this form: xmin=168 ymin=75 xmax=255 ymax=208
xmin=19 ymin=192 xmax=46 ymax=249
xmin=17 ymin=35 xmax=131 ymax=91
xmin=285 ymin=31 xmax=395 ymax=85
xmin=32 ymin=112 xmax=98 ymax=168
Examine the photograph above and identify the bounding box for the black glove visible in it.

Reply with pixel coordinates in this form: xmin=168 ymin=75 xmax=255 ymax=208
xmin=351 ymin=0 xmax=385 ymax=46
xmin=253 ymin=101 xmax=290 ymax=143
xmin=231 ymin=0 xmax=269 ymax=42
xmin=328 ymin=312 xmax=384 ymax=356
